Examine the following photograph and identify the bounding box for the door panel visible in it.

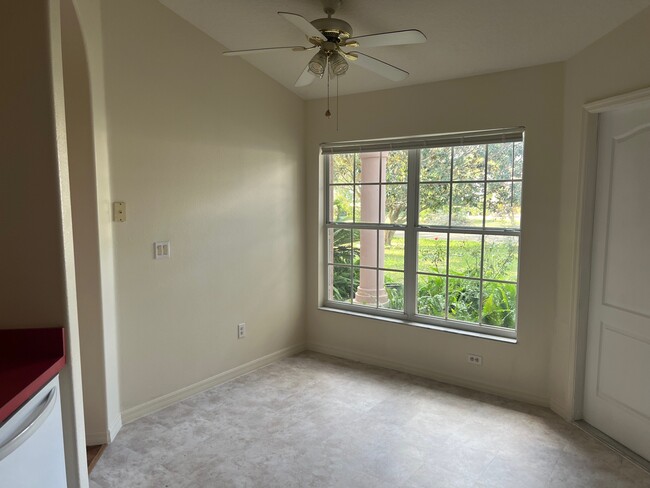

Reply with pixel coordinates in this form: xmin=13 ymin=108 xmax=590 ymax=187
xmin=597 ymin=323 xmax=650 ymax=420
xmin=602 ymin=126 xmax=650 ymax=316
xmin=584 ymin=102 xmax=650 ymax=461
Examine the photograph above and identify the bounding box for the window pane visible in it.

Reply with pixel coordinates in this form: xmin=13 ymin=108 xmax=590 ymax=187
xmin=385 ymin=151 xmax=408 ymax=183
xmin=448 ymin=234 xmax=482 ymax=278
xmin=417 ymin=274 xmax=446 ymax=318
xmin=482 ymin=281 xmax=517 ymax=328
xmin=451 ymin=183 xmax=484 ymax=227
xmin=485 ymin=182 xmax=521 ymax=228
xmin=484 ymin=235 xmax=519 ymax=282
xmin=382 ymin=271 xmax=404 ymax=312
xmin=418 ymin=232 xmax=447 ymax=274
xmin=352 ymin=229 xmax=378 ymax=268
xmin=513 ymin=142 xmax=523 ymax=179
xmin=383 ymin=230 xmax=404 ymax=271
xmin=357 ymin=152 xmax=381 ymax=183
xmin=355 ymin=184 xmax=380 ymax=223
xmin=330 ymin=185 xmax=354 ymax=223
xmin=381 ymin=184 xmax=407 ymax=225
xmin=328 ymin=228 xmax=353 ymax=265
xmin=331 ymin=153 xmax=355 ymax=184
xmin=453 ymin=145 xmax=485 ymax=181
xmin=448 ymin=278 xmax=480 ymax=323
xmin=420 ymin=147 xmax=451 ymax=182
xmin=419 ymin=183 xmax=450 ymax=226
xmin=487 ymin=143 xmax=513 ymax=180
xmin=353 ymin=267 xmax=378 ymax=308
xmin=329 ymin=265 xmax=353 ymax=303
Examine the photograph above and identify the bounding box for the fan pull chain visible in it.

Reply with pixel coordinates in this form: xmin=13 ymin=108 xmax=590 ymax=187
xmin=325 ymin=69 xmax=331 ymax=118
xmin=336 ymin=74 xmax=339 ymax=131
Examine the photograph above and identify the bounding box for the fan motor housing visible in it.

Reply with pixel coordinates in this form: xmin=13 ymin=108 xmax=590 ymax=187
xmin=311 ymin=17 xmax=353 ymax=42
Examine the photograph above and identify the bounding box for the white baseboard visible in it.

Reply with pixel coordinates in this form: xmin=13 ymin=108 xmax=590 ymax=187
xmin=107 ymin=414 xmax=122 ymax=442
xmin=84 ymin=413 xmax=123 ymax=445
xmin=85 ymin=431 xmax=108 ymax=446
xmin=550 ymin=399 xmax=573 ymax=421
xmin=121 ymin=343 xmax=306 ymax=424
xmin=308 ymin=342 xmax=549 ymax=407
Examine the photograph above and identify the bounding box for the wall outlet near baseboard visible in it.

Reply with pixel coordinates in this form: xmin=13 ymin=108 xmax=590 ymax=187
xmin=237 ymin=323 xmax=246 ymax=339
xmin=467 ymin=353 xmax=483 ymax=366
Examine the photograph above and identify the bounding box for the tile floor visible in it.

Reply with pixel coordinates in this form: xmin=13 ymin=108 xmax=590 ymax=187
xmin=91 ymin=352 xmax=650 ymax=487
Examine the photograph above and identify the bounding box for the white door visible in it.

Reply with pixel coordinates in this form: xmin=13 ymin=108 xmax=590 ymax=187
xmin=583 ymin=101 xmax=650 ymax=461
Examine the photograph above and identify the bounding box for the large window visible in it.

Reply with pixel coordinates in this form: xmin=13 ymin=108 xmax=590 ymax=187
xmin=323 ymin=129 xmax=524 ymax=339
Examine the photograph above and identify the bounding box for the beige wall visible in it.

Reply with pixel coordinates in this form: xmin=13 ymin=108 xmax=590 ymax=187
xmin=306 ymin=63 xmax=564 ymax=405
xmin=550 ymin=6 xmax=650 ymax=418
xmin=100 ymin=0 xmax=307 ymax=413
xmin=0 ymin=3 xmax=67 ymax=326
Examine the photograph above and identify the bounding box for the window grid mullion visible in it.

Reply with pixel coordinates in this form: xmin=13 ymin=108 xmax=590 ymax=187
xmin=417 ymin=178 xmax=522 ymax=185
xmin=414 ymin=225 xmax=520 ymax=236
xmin=404 ymin=149 xmax=419 ymax=319
xmin=353 ymin=154 xmax=357 ymax=224
xmin=349 ymin=265 xmax=353 ymax=305
xmin=445 ymin=146 xmax=455 ymax=319
xmin=478 ymin=145 xmax=489 ymax=326
xmin=377 ymin=154 xmax=381 ymax=310
xmin=324 ymin=155 xmax=330 ymax=305
xmin=330 ymin=181 xmax=410 ymax=186
xmin=329 ymin=178 xmax=521 ymax=186
xmin=326 ymin=223 xmax=520 ymax=236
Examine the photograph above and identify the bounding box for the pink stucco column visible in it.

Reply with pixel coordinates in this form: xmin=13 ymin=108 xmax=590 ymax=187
xmin=354 ymin=152 xmax=388 ymax=306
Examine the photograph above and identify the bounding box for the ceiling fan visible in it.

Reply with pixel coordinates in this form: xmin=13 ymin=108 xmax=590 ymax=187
xmin=222 ymin=0 xmax=427 ymax=88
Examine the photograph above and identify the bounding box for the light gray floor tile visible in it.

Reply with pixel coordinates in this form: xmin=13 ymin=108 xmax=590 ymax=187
xmin=91 ymin=352 xmax=650 ymax=487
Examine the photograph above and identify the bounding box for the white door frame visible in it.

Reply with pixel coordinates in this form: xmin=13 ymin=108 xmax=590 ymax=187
xmin=571 ymin=86 xmax=650 ymax=420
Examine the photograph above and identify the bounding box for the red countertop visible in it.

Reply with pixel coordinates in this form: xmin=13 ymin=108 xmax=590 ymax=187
xmin=0 ymin=328 xmax=66 ymax=424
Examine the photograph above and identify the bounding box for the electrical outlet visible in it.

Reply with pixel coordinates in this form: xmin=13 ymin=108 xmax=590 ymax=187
xmin=237 ymin=323 xmax=246 ymax=339
xmin=467 ymin=353 xmax=483 ymax=366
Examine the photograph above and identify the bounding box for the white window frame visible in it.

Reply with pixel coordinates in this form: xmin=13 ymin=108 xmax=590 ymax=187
xmin=321 ymin=128 xmax=525 ymax=341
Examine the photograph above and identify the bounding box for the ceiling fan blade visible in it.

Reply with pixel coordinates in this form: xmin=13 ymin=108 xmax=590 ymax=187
xmin=278 ymin=12 xmax=326 ymax=41
xmin=349 ymin=29 xmax=426 ymax=49
xmin=223 ymin=46 xmax=311 ymax=56
xmin=349 ymin=52 xmax=409 ymax=81
xmin=295 ymin=65 xmax=317 ymax=87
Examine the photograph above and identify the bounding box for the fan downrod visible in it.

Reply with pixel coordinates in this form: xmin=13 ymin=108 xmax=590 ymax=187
xmin=312 ymin=0 xmax=352 ymax=43
xmin=322 ymin=0 xmax=342 ymax=17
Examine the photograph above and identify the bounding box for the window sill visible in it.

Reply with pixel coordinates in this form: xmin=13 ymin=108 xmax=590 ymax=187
xmin=318 ymin=306 xmax=518 ymax=344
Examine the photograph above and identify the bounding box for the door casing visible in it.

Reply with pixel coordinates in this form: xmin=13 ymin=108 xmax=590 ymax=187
xmin=570 ymin=86 xmax=650 ymax=420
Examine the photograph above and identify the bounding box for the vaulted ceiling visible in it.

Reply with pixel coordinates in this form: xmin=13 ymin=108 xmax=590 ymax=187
xmin=159 ymin=0 xmax=650 ymax=99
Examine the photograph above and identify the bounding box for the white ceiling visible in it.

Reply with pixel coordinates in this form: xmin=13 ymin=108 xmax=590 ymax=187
xmin=159 ymin=0 xmax=650 ymax=100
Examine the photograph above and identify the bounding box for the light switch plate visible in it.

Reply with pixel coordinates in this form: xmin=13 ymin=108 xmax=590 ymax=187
xmin=154 ymin=241 xmax=171 ymax=259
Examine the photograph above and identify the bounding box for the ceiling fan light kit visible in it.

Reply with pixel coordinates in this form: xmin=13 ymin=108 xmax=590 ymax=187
xmin=308 ymin=51 xmax=328 ymax=76
xmin=222 ymin=1 xmax=427 ymax=118
xmin=328 ymin=51 xmax=349 ymax=76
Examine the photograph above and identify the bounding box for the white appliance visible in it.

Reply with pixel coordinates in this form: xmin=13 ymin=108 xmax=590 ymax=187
xmin=0 ymin=377 xmax=67 ymax=488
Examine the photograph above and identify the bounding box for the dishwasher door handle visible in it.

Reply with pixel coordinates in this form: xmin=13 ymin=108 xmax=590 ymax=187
xmin=0 ymin=386 xmax=58 ymax=462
